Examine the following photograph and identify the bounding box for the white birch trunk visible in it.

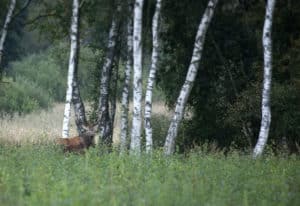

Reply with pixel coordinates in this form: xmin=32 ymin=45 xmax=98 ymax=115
xmin=144 ymin=0 xmax=161 ymax=153
xmin=0 ymin=0 xmax=16 ymax=71
xmin=62 ymin=0 xmax=79 ymax=138
xmin=120 ymin=4 xmax=133 ymax=153
xmin=164 ymin=0 xmax=219 ymax=155
xmin=253 ymin=0 xmax=276 ymax=158
xmin=98 ymin=5 xmax=120 ymax=145
xmin=130 ymin=0 xmax=144 ymax=154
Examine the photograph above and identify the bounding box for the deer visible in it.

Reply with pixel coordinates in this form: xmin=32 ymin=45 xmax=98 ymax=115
xmin=57 ymin=124 xmax=99 ymax=153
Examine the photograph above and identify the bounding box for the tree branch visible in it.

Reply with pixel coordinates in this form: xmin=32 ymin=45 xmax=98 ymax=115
xmin=11 ymin=0 xmax=33 ymax=22
xmin=22 ymin=12 xmax=60 ymax=26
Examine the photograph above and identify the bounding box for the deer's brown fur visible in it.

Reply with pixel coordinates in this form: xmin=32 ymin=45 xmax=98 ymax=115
xmin=57 ymin=124 xmax=98 ymax=153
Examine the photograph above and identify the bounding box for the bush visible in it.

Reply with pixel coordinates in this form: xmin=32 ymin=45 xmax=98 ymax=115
xmin=10 ymin=52 xmax=66 ymax=101
xmin=48 ymin=42 xmax=103 ymax=100
xmin=1 ymin=41 xmax=103 ymax=116
xmin=225 ymin=82 xmax=300 ymax=152
xmin=0 ymin=78 xmax=53 ymax=116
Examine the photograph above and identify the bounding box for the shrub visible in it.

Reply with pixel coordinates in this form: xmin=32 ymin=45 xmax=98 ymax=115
xmin=10 ymin=53 xmax=66 ymax=101
xmin=1 ymin=41 xmax=103 ymax=116
xmin=0 ymin=78 xmax=52 ymax=116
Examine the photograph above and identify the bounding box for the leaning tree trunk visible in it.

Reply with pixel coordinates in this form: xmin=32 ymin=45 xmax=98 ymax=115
xmin=164 ymin=0 xmax=219 ymax=155
xmin=98 ymin=4 xmax=121 ymax=145
xmin=120 ymin=3 xmax=133 ymax=153
xmin=62 ymin=0 xmax=79 ymax=138
xmin=130 ymin=0 xmax=144 ymax=154
xmin=0 ymin=0 xmax=16 ymax=79
xmin=253 ymin=0 xmax=276 ymax=158
xmin=144 ymin=0 xmax=161 ymax=154
xmin=72 ymin=75 xmax=88 ymax=136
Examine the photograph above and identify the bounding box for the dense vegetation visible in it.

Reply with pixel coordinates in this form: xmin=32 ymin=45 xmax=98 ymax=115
xmin=0 ymin=144 xmax=299 ymax=206
xmin=1 ymin=0 xmax=299 ymax=152
xmin=158 ymin=0 xmax=300 ymax=152
xmin=0 ymin=1 xmax=299 ymax=204
xmin=0 ymin=43 xmax=101 ymax=116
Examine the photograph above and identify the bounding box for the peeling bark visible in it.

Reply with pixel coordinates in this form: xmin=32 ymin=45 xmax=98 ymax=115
xmin=62 ymin=0 xmax=80 ymax=138
xmin=130 ymin=0 xmax=144 ymax=154
xmin=164 ymin=0 xmax=219 ymax=155
xmin=253 ymin=0 xmax=276 ymax=158
xmin=144 ymin=0 xmax=161 ymax=154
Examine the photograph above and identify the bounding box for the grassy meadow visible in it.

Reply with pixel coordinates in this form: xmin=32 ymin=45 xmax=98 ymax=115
xmin=0 ymin=104 xmax=299 ymax=206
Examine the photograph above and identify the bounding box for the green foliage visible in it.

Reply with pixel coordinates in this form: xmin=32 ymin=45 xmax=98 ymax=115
xmin=0 ymin=78 xmax=52 ymax=116
xmin=226 ymin=82 xmax=300 ymax=151
xmin=0 ymin=144 xmax=299 ymax=206
xmin=0 ymin=41 xmax=103 ymax=116
xmin=0 ymin=49 xmax=65 ymax=116
xmin=151 ymin=113 xmax=170 ymax=147
xmin=0 ymin=0 xmax=30 ymax=69
xmin=158 ymin=0 xmax=300 ymax=152
xmin=47 ymin=42 xmax=103 ymax=100
xmin=10 ymin=52 xmax=66 ymax=101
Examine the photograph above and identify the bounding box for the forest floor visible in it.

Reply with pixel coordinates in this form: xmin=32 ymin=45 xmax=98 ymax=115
xmin=0 ymin=103 xmax=299 ymax=206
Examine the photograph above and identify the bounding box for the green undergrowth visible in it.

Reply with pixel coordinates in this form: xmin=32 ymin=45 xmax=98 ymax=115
xmin=0 ymin=143 xmax=299 ymax=206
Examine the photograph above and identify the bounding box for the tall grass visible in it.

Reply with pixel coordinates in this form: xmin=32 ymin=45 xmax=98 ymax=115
xmin=0 ymin=104 xmax=77 ymax=144
xmin=0 ymin=103 xmax=299 ymax=206
xmin=0 ymin=144 xmax=299 ymax=206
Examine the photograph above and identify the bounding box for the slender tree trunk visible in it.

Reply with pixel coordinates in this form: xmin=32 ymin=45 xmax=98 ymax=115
xmin=253 ymin=0 xmax=276 ymax=158
xmin=72 ymin=76 xmax=88 ymax=136
xmin=62 ymin=0 xmax=79 ymax=138
xmin=144 ymin=0 xmax=161 ymax=153
xmin=164 ymin=0 xmax=219 ymax=155
xmin=109 ymin=50 xmax=120 ymax=139
xmin=69 ymin=4 xmax=88 ymax=137
xmin=130 ymin=0 xmax=144 ymax=154
xmin=120 ymin=3 xmax=133 ymax=153
xmin=0 ymin=0 xmax=16 ymax=78
xmin=98 ymin=4 xmax=121 ymax=145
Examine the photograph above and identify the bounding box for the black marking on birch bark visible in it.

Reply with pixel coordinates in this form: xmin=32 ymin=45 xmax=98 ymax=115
xmin=97 ymin=1 xmax=123 ymax=145
xmin=62 ymin=0 xmax=80 ymax=138
xmin=120 ymin=2 xmax=133 ymax=152
xmin=253 ymin=0 xmax=275 ymax=158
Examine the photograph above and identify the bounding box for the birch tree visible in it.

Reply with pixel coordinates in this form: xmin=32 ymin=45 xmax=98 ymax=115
xmin=253 ymin=0 xmax=276 ymax=158
xmin=0 ymin=0 xmax=16 ymax=78
xmin=144 ymin=0 xmax=161 ymax=153
xmin=164 ymin=0 xmax=219 ymax=155
xmin=109 ymin=49 xmax=121 ymax=139
xmin=130 ymin=0 xmax=144 ymax=154
xmin=72 ymin=75 xmax=88 ymax=136
xmin=120 ymin=2 xmax=133 ymax=153
xmin=98 ymin=4 xmax=121 ymax=145
xmin=62 ymin=0 xmax=79 ymax=138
